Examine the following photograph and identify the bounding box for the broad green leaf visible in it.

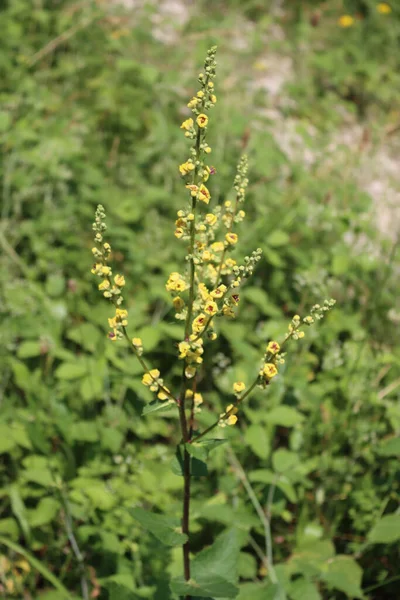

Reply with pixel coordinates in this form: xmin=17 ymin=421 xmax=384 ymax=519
xmin=28 ymin=497 xmax=60 ymax=528
xmin=71 ymin=421 xmax=99 ymax=442
xmin=130 ymin=507 xmax=187 ymax=547
xmin=142 ymin=399 xmax=177 ymax=416
xmin=249 ymin=470 xmax=297 ymax=503
xmin=0 ymin=518 xmax=19 ymax=540
xmin=377 ymin=436 xmax=400 ymax=456
xmin=237 ymin=583 xmax=282 ymax=600
xmin=17 ymin=340 xmax=42 ymax=358
xmin=171 ymin=529 xmax=240 ymax=597
xmin=186 ymin=439 xmax=227 ymax=462
xmin=0 ymin=424 xmax=16 ymax=453
xmin=10 ymin=485 xmax=30 ymax=541
xmin=289 ymin=578 xmax=321 ymax=600
xmin=55 ymin=362 xmax=88 ymax=380
xmin=368 ymin=514 xmax=400 ymax=544
xmin=0 ymin=536 xmax=71 ymax=598
xmin=321 ymin=555 xmax=363 ymax=599
xmin=171 ymin=446 xmax=208 ymax=477
xmin=136 ymin=325 xmax=162 ymax=351
xmin=272 ymin=449 xmax=299 ymax=473
xmin=244 ymin=424 xmax=270 ymax=459
xmin=266 ymin=406 xmax=304 ymax=427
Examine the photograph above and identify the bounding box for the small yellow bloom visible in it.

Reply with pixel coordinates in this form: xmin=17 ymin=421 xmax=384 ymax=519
xmin=210 ymin=94 xmax=217 ymax=103
xmin=142 ymin=369 xmax=160 ymax=386
xmin=157 ymin=387 xmax=170 ymax=401
xmin=98 ymin=279 xmax=110 ymax=291
xmin=238 ymin=210 xmax=245 ymax=219
xmin=377 ymin=3 xmax=391 ymax=13
xmin=179 ymin=161 xmax=195 ymax=176
xmin=202 ymin=250 xmax=213 ymax=262
xmin=223 ymin=305 xmax=235 ymax=318
xmin=263 ymin=363 xmax=278 ymax=379
xmin=103 ymin=243 xmax=111 ymax=251
xmin=338 ymin=14 xmax=354 ymax=27
xmin=205 ymin=213 xmax=217 ymax=226
xmin=298 ymin=331 xmax=305 ymax=339
xmin=233 ymin=381 xmax=245 ymax=393
xmin=225 ymin=232 xmax=238 ymax=245
xmin=132 ymin=337 xmax=142 ymax=347
xmin=114 ymin=274 xmax=125 ymax=287
xmin=198 ymin=283 xmax=210 ymax=301
xmin=100 ymin=266 xmax=112 ymax=276
xmin=266 ymin=341 xmax=280 ymax=355
xmin=197 ymin=90 xmax=204 ymax=98
xmin=186 ymin=184 xmax=198 ymax=197
xmin=196 ymin=114 xmax=209 ymax=128
xmin=205 ymin=147 xmax=212 ymax=154
xmin=208 ymin=81 xmax=214 ymax=88
xmin=187 ymin=96 xmax=198 ymax=108
xmin=204 ymin=299 xmax=218 ymax=316
xmin=209 ymin=332 xmax=217 ymax=341
xmin=180 ymin=118 xmax=194 ymax=131
xmin=198 ymin=184 xmax=211 ymax=204
xmin=210 ymin=285 xmax=227 ymax=299
xmin=227 ymin=414 xmax=238 ymax=426
xmin=211 ymin=241 xmax=224 ymax=253
xmin=192 ymin=313 xmax=206 ymax=333
xmin=202 ymin=165 xmax=211 ymax=182
xmin=185 ymin=365 xmax=196 ymax=379
xmin=194 ymin=392 xmax=203 ymax=406
xmin=178 ymin=341 xmax=191 ymax=358
xmin=175 ymin=228 xmax=184 ymax=239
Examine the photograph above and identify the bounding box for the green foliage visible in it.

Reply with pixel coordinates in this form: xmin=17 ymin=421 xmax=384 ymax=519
xmin=1 ymin=0 xmax=400 ymax=599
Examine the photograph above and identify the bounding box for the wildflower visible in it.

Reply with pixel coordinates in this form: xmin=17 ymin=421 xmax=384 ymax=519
xmin=233 ymin=381 xmax=245 ymax=393
xmin=377 ymin=3 xmax=391 ymax=13
xmin=204 ymin=299 xmax=218 ymax=316
xmin=210 ymin=94 xmax=217 ymax=103
xmin=205 ymin=147 xmax=212 ymax=154
xmin=202 ymin=166 xmax=211 ymax=182
xmin=211 ymin=241 xmax=224 ymax=253
xmin=198 ymin=283 xmax=210 ymax=301
xmin=192 ymin=313 xmax=206 ymax=334
xmin=303 ymin=315 xmax=314 ymax=325
xmin=103 ymin=243 xmax=111 ymax=252
xmin=187 ymin=97 xmax=198 ymax=108
xmin=185 ymin=365 xmax=196 ymax=379
xmin=266 ymin=341 xmax=280 ymax=355
xmin=180 ymin=118 xmax=194 ymax=130
xmin=209 ymin=331 xmax=217 ymax=341
xmin=178 ymin=341 xmax=191 ymax=359
xmin=142 ymin=369 xmax=160 ymax=387
xmin=99 ymin=280 xmax=110 ymax=291
xmin=225 ymin=232 xmax=238 ymax=245
xmin=100 ymin=266 xmax=112 ymax=276
xmin=205 ymin=213 xmax=217 ymax=226
xmin=114 ymin=274 xmax=125 ymax=287
xmin=158 ymin=387 xmax=170 ymax=401
xmin=219 ymin=404 xmax=238 ymax=427
xmin=179 ymin=161 xmax=195 ymax=176
xmin=210 ymin=285 xmax=227 ymax=299
xmin=197 ymin=90 xmax=205 ymax=98
xmin=196 ymin=114 xmax=208 ymax=128
xmin=166 ymin=272 xmax=188 ymax=293
xmin=173 ymin=297 xmax=184 ymax=311
xmin=202 ymin=250 xmax=213 ymax=262
xmin=262 ymin=363 xmax=278 ymax=379
xmin=223 ymin=305 xmax=235 ymax=318
xmin=338 ymin=15 xmax=354 ymax=27
xmin=186 ymin=184 xmax=198 ymax=197
xmin=175 ymin=228 xmax=184 ymax=238
xmin=198 ymin=184 xmax=211 ymax=204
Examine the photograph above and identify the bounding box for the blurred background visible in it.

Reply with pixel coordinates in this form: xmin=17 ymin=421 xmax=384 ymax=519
xmin=1 ymin=0 xmax=399 ymax=598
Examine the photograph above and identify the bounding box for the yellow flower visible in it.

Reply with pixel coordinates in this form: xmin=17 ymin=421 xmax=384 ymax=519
xmin=192 ymin=313 xmax=206 ymax=333
xmin=202 ymin=165 xmax=211 ymax=182
xmin=197 ymin=90 xmax=204 ymax=98
xmin=266 ymin=341 xmax=280 ymax=355
xmin=223 ymin=305 xmax=235 ymax=318
xmin=186 ymin=184 xmax=198 ymax=197
xmin=209 ymin=332 xmax=217 ymax=341
xmin=338 ymin=14 xmax=354 ymax=27
xmin=210 ymin=94 xmax=217 ymax=103
xmin=196 ymin=114 xmax=209 ymax=128
xmin=205 ymin=213 xmax=217 ymax=226
xmin=132 ymin=337 xmax=142 ymax=347
xmin=238 ymin=210 xmax=245 ymax=219
xmin=187 ymin=97 xmax=198 ymax=108
xmin=204 ymin=299 xmax=218 ymax=316
xmin=179 ymin=161 xmax=195 ymax=176
xmin=175 ymin=228 xmax=184 ymax=239
xmin=185 ymin=365 xmax=196 ymax=379
xmin=208 ymin=81 xmax=214 ymax=88
xmin=205 ymin=147 xmax=212 ymax=154
xmin=211 ymin=241 xmax=224 ymax=253
xmin=100 ymin=266 xmax=112 ymax=276
xmin=210 ymin=285 xmax=227 ymax=299
xmin=233 ymin=381 xmax=245 ymax=393
xmin=227 ymin=414 xmax=238 ymax=426
xmin=114 ymin=274 xmax=125 ymax=287
xmin=202 ymin=250 xmax=213 ymax=262
xmin=178 ymin=341 xmax=191 ymax=358
xmin=225 ymin=232 xmax=238 ymax=245
xmin=98 ymin=280 xmax=110 ymax=291
xmin=157 ymin=387 xmax=170 ymax=401
xmin=180 ymin=118 xmax=194 ymax=130
xmin=142 ymin=369 xmax=160 ymax=386
xmin=198 ymin=184 xmax=211 ymax=204
xmin=263 ymin=363 xmax=278 ymax=379
xmin=166 ymin=272 xmax=188 ymax=292
xmin=377 ymin=3 xmax=391 ymax=13
xmin=194 ymin=392 xmax=203 ymax=406
xmin=103 ymin=242 xmax=111 ymax=251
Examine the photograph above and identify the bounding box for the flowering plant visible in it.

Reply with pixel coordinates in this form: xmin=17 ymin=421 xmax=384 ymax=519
xmin=90 ymin=46 xmax=335 ymax=598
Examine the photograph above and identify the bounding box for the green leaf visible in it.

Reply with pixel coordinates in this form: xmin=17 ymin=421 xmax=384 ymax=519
xmin=171 ymin=445 xmax=208 ymax=477
xmin=289 ymin=578 xmax=321 ymax=600
xmin=17 ymin=340 xmax=42 ymax=358
xmin=244 ymin=424 xmax=270 ymax=459
xmin=267 ymin=230 xmax=290 ymax=247
xmin=71 ymin=421 xmax=99 ymax=442
xmin=242 ymin=287 xmax=281 ymax=317
xmin=0 ymin=536 xmax=71 ymax=598
xmin=272 ymin=449 xmax=299 ymax=473
xmin=0 ymin=424 xmax=16 ymax=453
xmin=130 ymin=507 xmax=187 ymax=547
xmin=9 ymin=485 xmax=30 ymax=541
xmin=368 ymin=513 xmax=400 ymax=544
xmin=136 ymin=325 xmax=162 ymax=351
xmin=186 ymin=439 xmax=227 ymax=462
xmin=237 ymin=583 xmax=282 ymax=600
xmin=142 ymin=399 xmax=177 ymax=416
xmin=249 ymin=470 xmax=297 ymax=503
xmin=28 ymin=497 xmax=60 ymax=528
xmin=171 ymin=529 xmax=240 ymax=598
xmin=377 ymin=436 xmax=400 ymax=456
xmin=321 ymin=556 xmax=363 ymax=599
xmin=266 ymin=406 xmax=304 ymax=427
xmin=55 ymin=362 xmax=88 ymax=380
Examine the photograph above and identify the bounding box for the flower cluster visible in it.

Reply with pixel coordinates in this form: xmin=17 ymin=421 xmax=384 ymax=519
xmin=142 ymin=369 xmax=171 ymax=401
xmin=185 ymin=389 xmax=204 ymax=414
xmin=219 ymin=404 xmax=238 ymax=428
xmin=179 ymin=336 xmax=204 ymax=379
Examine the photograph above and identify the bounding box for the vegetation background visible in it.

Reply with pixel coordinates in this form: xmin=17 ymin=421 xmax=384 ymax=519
xmin=1 ymin=0 xmax=399 ymax=598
